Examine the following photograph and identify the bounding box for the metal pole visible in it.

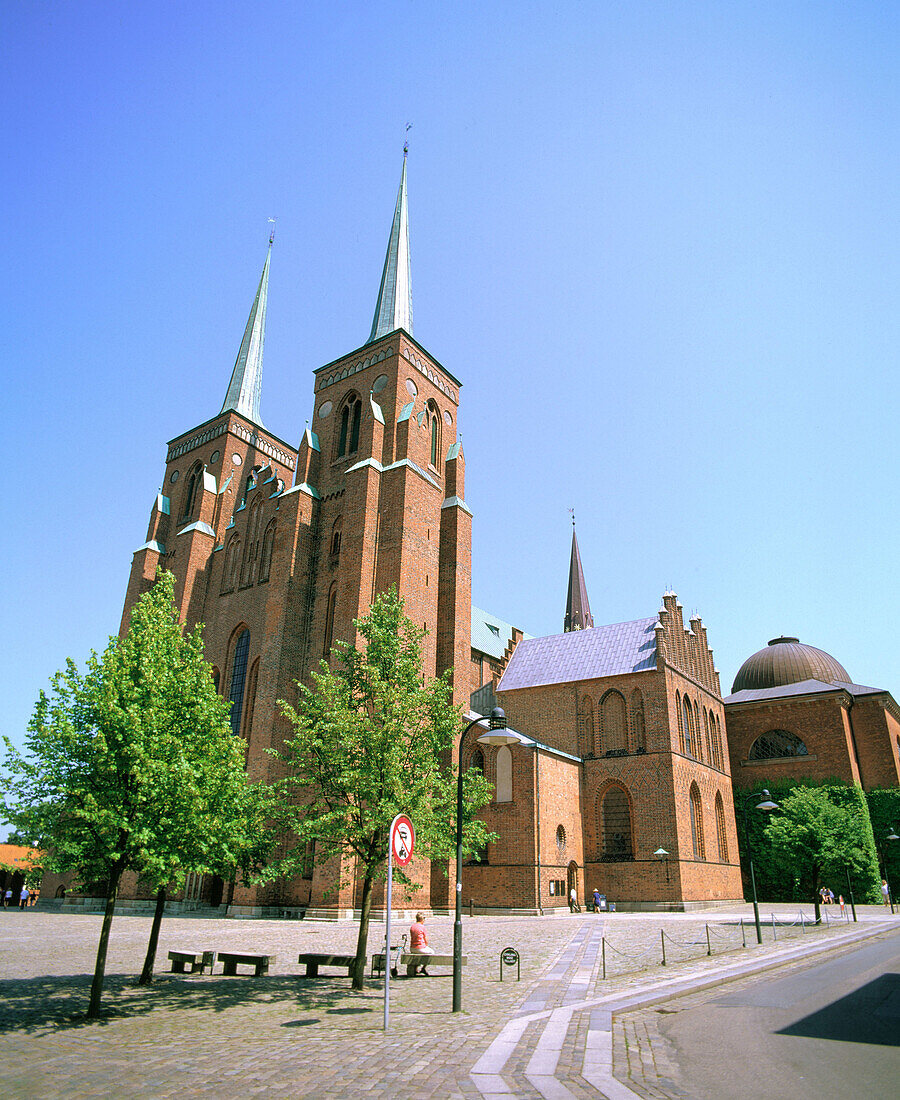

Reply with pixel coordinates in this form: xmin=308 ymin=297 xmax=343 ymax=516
xmin=383 ymin=838 xmax=393 ymax=1031
xmin=706 ymin=923 xmax=711 ymax=956
xmin=453 ymin=716 xmax=483 ymax=1014
xmin=602 ymin=937 xmax=606 ymax=980
xmin=743 ymin=797 xmax=763 ymax=945
xmin=661 ymin=929 xmax=666 ymax=966
xmin=845 ymin=867 xmax=857 ymax=922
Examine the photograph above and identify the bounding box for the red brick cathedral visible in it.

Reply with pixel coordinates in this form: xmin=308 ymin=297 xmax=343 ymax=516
xmin=117 ymin=154 xmax=743 ymax=915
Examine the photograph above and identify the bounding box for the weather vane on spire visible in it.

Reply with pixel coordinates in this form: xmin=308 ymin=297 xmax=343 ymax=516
xmin=268 ymin=217 xmax=277 ymax=246
xmin=568 ymin=508 xmax=576 ymax=529
xmin=404 ymin=122 xmax=412 ymax=155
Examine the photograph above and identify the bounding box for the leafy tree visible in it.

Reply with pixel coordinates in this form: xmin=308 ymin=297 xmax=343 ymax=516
xmin=763 ymin=785 xmax=879 ymax=922
xmin=1 ymin=571 xmax=274 ymax=1015
xmin=273 ymin=589 xmax=495 ymax=990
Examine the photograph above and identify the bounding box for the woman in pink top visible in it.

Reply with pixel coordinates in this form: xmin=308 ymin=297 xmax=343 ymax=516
xmin=408 ymin=911 xmax=433 ymax=976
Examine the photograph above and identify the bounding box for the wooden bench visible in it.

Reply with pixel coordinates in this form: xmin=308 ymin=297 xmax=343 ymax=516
xmin=401 ymin=952 xmax=465 ymax=977
xmin=297 ymin=952 xmax=356 ymax=977
xmin=218 ymin=952 xmax=275 ymax=976
xmin=167 ymin=950 xmax=216 ymax=974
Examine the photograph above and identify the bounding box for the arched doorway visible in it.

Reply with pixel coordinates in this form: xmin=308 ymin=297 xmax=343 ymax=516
xmin=567 ymin=861 xmax=579 ymax=907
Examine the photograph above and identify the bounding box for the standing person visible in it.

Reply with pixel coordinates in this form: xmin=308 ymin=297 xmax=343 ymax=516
xmin=407 ymin=911 xmax=433 ymax=976
xmin=592 ymin=888 xmax=601 ymax=914
xmin=3 ymin=888 xmax=11 ymax=908
xmin=569 ymin=886 xmax=580 ymax=913
xmin=19 ymin=886 xmax=29 ymax=909
xmin=882 ymin=879 xmax=891 ymax=907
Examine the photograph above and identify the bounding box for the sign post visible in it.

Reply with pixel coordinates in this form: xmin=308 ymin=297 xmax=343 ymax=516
xmin=384 ymin=813 xmax=415 ymax=1031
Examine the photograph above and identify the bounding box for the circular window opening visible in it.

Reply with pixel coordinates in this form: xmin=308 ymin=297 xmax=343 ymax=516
xmin=318 ymin=401 xmax=333 ymax=418
xmin=232 ymin=453 xmax=243 ymax=466
xmin=443 ymin=409 xmax=452 ymax=426
xmin=209 ymin=450 xmax=220 ymax=464
xmin=372 ymin=374 xmax=389 ymax=394
xmin=405 ymin=378 xmax=418 ymax=398
xmin=556 ymin=825 xmax=567 ymax=854
xmin=169 ymin=470 xmax=180 ymax=483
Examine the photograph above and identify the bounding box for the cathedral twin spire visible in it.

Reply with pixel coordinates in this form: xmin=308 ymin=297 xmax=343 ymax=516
xmin=564 ymin=521 xmax=594 ymax=632
xmin=220 ymin=150 xmax=413 ymax=427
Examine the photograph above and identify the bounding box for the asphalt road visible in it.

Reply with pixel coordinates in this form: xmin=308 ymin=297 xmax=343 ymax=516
xmin=655 ymin=927 xmax=900 ymax=1099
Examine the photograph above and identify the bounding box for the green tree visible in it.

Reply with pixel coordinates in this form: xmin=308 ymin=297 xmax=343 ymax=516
xmin=1 ymin=571 xmax=273 ymax=1015
xmin=273 ymin=589 xmax=495 ymax=990
xmin=763 ymin=785 xmax=879 ymax=922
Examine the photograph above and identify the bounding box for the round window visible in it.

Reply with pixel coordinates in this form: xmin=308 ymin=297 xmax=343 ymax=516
xmin=169 ymin=470 xmax=179 ymax=483
xmin=372 ymin=374 xmax=389 ymax=394
xmin=318 ymin=401 xmax=333 ymax=418
xmin=232 ymin=453 xmax=243 ymax=466
xmin=443 ymin=409 xmax=452 ymax=426
xmin=405 ymin=378 xmax=418 ymax=398
xmin=209 ymin=450 xmax=220 ymax=464
xmin=556 ymin=825 xmax=567 ymax=854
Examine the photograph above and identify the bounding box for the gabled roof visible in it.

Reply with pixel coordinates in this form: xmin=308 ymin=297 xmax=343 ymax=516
xmin=471 ymin=605 xmax=529 ymax=661
xmin=499 ymin=617 xmax=658 ymax=691
xmin=725 ymin=678 xmax=887 ymax=706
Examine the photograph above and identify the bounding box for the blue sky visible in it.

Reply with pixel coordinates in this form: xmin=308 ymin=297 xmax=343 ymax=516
xmin=3 ymin=1 xmax=899 ymax=756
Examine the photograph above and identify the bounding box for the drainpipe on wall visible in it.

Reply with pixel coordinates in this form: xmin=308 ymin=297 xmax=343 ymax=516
xmin=534 ymin=743 xmax=543 ymax=915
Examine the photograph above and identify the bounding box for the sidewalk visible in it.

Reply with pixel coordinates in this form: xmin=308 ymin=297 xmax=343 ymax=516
xmin=0 ymin=904 xmax=894 ymax=1098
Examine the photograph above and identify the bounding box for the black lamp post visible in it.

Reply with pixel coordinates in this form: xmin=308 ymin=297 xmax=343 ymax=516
xmin=876 ymin=826 xmax=899 ymax=915
xmin=654 ymin=847 xmax=670 ymax=884
xmin=743 ymin=789 xmax=779 ymax=945
xmin=453 ymin=707 xmax=523 ymax=1013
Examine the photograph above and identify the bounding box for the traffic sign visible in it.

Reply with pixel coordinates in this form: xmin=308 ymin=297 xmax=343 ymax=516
xmin=391 ymin=815 xmax=415 ymax=866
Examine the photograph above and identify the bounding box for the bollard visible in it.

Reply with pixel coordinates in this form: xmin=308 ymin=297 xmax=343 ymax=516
xmin=601 ymin=936 xmax=606 ymax=980
xmin=706 ymin=923 xmax=711 ymax=956
xmin=468 ymin=898 xmax=473 ymax=919
xmin=740 ymin=918 xmax=746 ymax=948
xmin=771 ymin=913 xmax=777 ymax=942
xmin=661 ymin=929 xmax=667 ymax=966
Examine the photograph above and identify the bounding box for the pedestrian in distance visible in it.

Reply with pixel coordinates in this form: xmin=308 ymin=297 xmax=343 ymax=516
xmin=592 ymin=888 xmax=601 ymax=914
xmin=19 ymin=886 xmax=29 ymax=909
xmin=3 ymin=888 xmax=11 ymax=908
xmin=881 ymin=879 xmax=891 ymax=907
xmin=569 ymin=886 xmax=580 ymax=913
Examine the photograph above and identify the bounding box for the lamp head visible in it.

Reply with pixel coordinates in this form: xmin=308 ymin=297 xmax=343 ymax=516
xmin=755 ymin=789 xmax=779 ymax=812
xmin=654 ymin=848 xmax=669 ymax=860
xmin=886 ymin=826 xmax=900 ymax=842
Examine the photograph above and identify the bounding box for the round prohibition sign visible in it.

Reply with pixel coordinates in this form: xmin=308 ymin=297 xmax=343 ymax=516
xmin=391 ymin=815 xmax=415 ymax=866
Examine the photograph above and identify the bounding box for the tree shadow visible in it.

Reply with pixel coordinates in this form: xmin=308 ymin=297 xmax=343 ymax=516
xmin=777 ymin=973 xmax=900 ymax=1046
xmin=0 ymin=973 xmax=367 ymax=1035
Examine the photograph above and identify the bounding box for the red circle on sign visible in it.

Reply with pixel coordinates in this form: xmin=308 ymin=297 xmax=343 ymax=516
xmin=391 ymin=815 xmax=415 ymax=866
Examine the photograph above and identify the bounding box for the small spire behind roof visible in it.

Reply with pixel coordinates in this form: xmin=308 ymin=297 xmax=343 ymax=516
xmin=367 ymin=146 xmax=413 ymax=343
xmin=220 ymin=232 xmax=272 ymax=427
xmin=564 ymin=513 xmax=594 ymax=632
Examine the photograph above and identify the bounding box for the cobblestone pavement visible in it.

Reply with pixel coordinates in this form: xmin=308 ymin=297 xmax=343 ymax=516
xmin=0 ymin=904 xmax=893 ymax=1098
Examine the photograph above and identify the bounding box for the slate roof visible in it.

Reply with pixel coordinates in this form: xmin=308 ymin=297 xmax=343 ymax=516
xmin=498 ymin=618 xmax=659 ymax=691
xmin=725 ymin=678 xmax=886 ymax=705
xmin=471 ymin=605 xmax=529 ymax=661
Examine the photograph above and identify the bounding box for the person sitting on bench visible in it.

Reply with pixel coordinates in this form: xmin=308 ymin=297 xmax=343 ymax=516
xmin=408 ymin=911 xmax=433 ymax=976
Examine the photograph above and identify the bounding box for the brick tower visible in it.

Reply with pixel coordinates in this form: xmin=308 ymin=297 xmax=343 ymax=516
xmin=118 ymin=151 xmax=472 ymax=915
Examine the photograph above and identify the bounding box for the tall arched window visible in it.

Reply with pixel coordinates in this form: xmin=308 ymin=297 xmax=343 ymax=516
xmin=258 ymin=521 xmax=275 ymax=583
xmin=180 ymin=463 xmax=202 ymax=520
xmin=337 ymin=396 xmax=362 ymax=457
xmin=495 ymin=745 xmax=512 ymax=802
xmin=221 ymin=536 xmax=240 ymax=593
xmin=469 ymin=748 xmax=485 ymax=776
xmin=713 ymin=713 xmax=724 ymax=769
xmin=228 ymin=629 xmax=250 ymax=736
xmin=428 ymin=402 xmax=440 ymax=468
xmin=240 ymin=502 xmax=264 ymax=587
xmin=580 ymin=696 xmax=595 ymax=755
xmin=243 ymin=658 xmax=260 ymax=741
xmin=601 ymin=691 xmax=627 ymax=754
xmin=600 ymin=786 xmax=633 ymax=860
xmin=631 ymin=690 xmax=646 ymax=752
xmin=211 ymin=666 xmax=220 ymax=693
xmin=715 ymin=792 xmax=728 ymax=862
xmin=323 ymin=585 xmax=338 ymax=656
xmin=689 ymin=783 xmax=705 ymax=861
xmin=682 ymin=695 xmax=695 ymax=759
xmin=330 ymin=517 xmax=343 ymax=559
xmin=676 ymin=691 xmax=685 ymax=754
xmin=703 ymin=709 xmax=713 ymax=764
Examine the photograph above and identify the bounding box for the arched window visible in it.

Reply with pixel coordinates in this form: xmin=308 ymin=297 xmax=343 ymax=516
xmin=469 ymin=748 xmax=485 ymax=776
xmin=211 ymin=666 xmax=220 ymax=693
xmin=300 ymin=839 xmax=316 ymax=879
xmin=601 ymin=691 xmax=627 ymax=755
xmin=703 ymin=709 xmax=713 ymax=764
xmin=258 ymin=522 xmax=275 ymax=583
xmin=180 ymin=463 xmax=202 ymax=520
xmin=682 ymin=695 xmax=695 ymax=759
xmin=228 ymin=629 xmax=250 ymax=736
xmin=748 ymin=730 xmax=809 ymax=760
xmin=556 ymin=825 xmax=567 ymax=855
xmin=715 ymin=792 xmax=728 ymax=862
xmin=600 ymin=785 xmax=634 ymax=861
xmin=337 ymin=396 xmax=362 ymax=457
xmin=240 ymin=502 xmax=264 ymax=587
xmin=676 ymin=691 xmax=685 ymax=754
xmin=689 ymin=784 xmax=705 ymax=861
xmin=243 ymin=658 xmax=260 ymax=741
xmin=323 ymin=585 xmax=338 ymax=656
xmin=428 ymin=402 xmax=440 ymax=468
xmin=495 ymin=745 xmax=512 ymax=802
xmin=221 ymin=536 xmax=240 ymax=593
xmin=330 ymin=517 xmax=343 ymax=559
xmin=631 ymin=690 xmax=646 ymax=752
xmin=713 ymin=714 xmax=724 ymax=770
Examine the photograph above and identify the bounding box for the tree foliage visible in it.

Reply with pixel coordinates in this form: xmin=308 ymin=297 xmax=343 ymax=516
xmin=1 ymin=571 xmax=273 ymax=1014
xmin=274 ymin=589 xmax=495 ymax=988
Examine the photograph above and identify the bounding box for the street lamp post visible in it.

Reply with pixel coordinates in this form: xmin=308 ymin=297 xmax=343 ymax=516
xmin=876 ymin=826 xmax=899 ymax=915
xmin=453 ymin=707 xmax=523 ymax=1013
xmin=743 ymin=789 xmax=779 ymax=945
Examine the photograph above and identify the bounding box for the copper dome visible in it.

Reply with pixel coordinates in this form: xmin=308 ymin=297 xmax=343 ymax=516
xmin=731 ymin=636 xmax=850 ymax=693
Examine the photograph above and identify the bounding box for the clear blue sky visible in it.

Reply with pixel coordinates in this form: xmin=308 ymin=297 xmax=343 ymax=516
xmin=3 ymin=1 xmax=899 ymax=758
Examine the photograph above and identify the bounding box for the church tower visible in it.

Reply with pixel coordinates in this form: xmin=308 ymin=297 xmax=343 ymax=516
xmin=119 ymin=152 xmax=472 ymax=914
xmin=564 ymin=521 xmax=594 ymax=631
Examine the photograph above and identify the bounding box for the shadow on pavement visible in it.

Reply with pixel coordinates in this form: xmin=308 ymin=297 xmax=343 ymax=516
xmin=777 ymin=973 xmax=900 ymax=1046
xmin=0 ymin=973 xmax=366 ymax=1035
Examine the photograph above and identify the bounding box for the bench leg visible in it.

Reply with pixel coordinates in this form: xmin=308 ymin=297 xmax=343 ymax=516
xmin=170 ymin=961 xmax=187 ymax=974
xmin=222 ymin=960 xmax=237 ymax=976
xmin=255 ymin=962 xmax=268 ymax=976
xmin=305 ymin=962 xmax=319 ymax=977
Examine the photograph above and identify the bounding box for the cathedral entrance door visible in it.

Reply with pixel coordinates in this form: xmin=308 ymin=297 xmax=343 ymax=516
xmin=567 ymin=861 xmax=579 ymax=908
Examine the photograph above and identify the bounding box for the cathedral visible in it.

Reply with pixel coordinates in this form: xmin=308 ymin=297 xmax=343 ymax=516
xmin=101 ymin=153 xmax=748 ymax=914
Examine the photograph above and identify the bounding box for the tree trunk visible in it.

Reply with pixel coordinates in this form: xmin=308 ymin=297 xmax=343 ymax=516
xmin=812 ymin=866 xmax=821 ymax=925
xmin=352 ymin=868 xmax=376 ymax=991
xmin=88 ymin=868 xmax=121 ymax=1018
xmin=138 ymin=887 xmax=167 ymax=985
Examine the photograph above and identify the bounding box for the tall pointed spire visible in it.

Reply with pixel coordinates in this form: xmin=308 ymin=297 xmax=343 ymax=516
xmin=368 ymin=146 xmax=412 ymax=343
xmin=220 ymin=233 xmax=272 ymax=426
xmin=564 ymin=517 xmax=594 ymax=632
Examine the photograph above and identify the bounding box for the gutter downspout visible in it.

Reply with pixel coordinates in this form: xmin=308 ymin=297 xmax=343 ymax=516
xmin=534 ymin=744 xmax=543 ymax=915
